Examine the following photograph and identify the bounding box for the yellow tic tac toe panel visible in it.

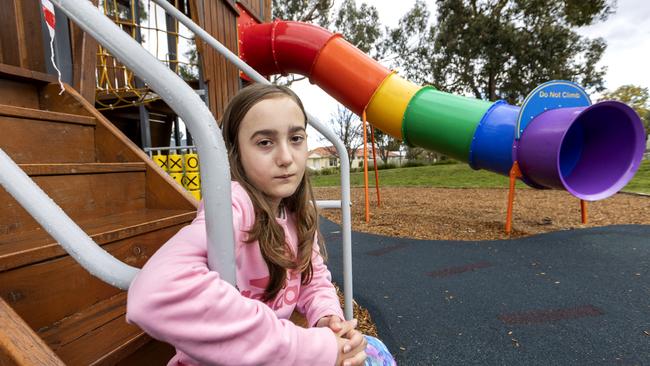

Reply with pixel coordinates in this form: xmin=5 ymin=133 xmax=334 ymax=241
xmin=182 ymin=172 xmax=201 ymax=191
xmin=169 ymin=172 xmax=183 ymax=186
xmin=167 ymin=153 xmax=184 ymax=173
xmin=189 ymin=189 xmax=201 ymax=201
xmin=184 ymin=153 xmax=200 ymax=172
xmin=153 ymin=153 xmax=168 ymax=172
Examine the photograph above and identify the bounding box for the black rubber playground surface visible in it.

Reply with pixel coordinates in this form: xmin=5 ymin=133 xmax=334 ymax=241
xmin=321 ymin=218 xmax=650 ymax=365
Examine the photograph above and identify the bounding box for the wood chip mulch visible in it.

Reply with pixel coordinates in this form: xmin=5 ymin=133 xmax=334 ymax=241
xmin=288 ymin=285 xmax=378 ymax=338
xmin=334 ymin=284 xmax=378 ymax=338
xmin=315 ymin=187 xmax=650 ymax=241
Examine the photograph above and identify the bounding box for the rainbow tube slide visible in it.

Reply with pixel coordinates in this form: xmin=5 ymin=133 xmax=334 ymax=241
xmin=238 ymin=20 xmax=646 ymax=201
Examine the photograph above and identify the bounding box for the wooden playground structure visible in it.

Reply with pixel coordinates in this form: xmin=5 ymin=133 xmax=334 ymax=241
xmin=0 ymin=1 xmax=269 ymax=364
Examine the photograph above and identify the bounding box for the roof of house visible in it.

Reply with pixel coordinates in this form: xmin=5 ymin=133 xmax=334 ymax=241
xmin=308 ymin=146 xmax=403 ymax=159
xmin=308 ymin=146 xmax=338 ymax=158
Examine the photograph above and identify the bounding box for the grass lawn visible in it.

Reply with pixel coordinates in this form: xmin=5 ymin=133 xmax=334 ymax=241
xmin=311 ymin=159 xmax=650 ymax=194
xmin=623 ymin=157 xmax=650 ymax=194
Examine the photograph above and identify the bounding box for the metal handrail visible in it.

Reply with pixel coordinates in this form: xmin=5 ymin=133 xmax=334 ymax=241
xmin=149 ymin=0 xmax=355 ymax=319
xmin=0 ymin=148 xmax=138 ymax=289
xmin=47 ymin=0 xmax=237 ymax=286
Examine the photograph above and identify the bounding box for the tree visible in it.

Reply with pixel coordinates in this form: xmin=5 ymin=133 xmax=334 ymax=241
xmin=272 ymin=0 xmax=333 ymax=26
xmin=101 ymin=0 xmax=148 ymax=24
xmin=320 ymin=105 xmax=364 ymax=169
xmin=179 ymin=37 xmax=199 ymax=81
xmin=405 ymin=146 xmax=446 ymax=163
xmin=377 ymin=0 xmax=434 ymax=85
xmin=272 ymin=0 xmax=382 ymax=85
xmin=333 ymin=0 xmax=382 ymax=57
xmin=381 ymin=0 xmax=612 ymax=104
xmin=371 ymin=128 xmax=402 ymax=165
xmin=271 ymin=0 xmax=334 ymax=85
xmin=600 ymin=85 xmax=650 ymax=139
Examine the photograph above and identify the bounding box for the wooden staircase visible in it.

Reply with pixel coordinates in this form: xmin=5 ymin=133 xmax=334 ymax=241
xmin=0 ymin=65 xmax=197 ymax=365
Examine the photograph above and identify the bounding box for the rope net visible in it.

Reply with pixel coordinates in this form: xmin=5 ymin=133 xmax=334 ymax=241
xmin=96 ymin=0 xmax=199 ymax=110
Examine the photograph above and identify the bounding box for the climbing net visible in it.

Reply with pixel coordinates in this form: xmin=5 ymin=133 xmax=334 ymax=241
xmin=96 ymin=0 xmax=199 ymax=110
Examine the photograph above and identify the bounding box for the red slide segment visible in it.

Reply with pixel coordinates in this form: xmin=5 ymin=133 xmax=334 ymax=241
xmin=238 ymin=11 xmax=391 ymax=115
xmin=238 ymin=20 xmax=333 ymax=76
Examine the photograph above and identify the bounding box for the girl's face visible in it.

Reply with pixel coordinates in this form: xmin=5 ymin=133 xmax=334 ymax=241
xmin=237 ymin=96 xmax=308 ymax=211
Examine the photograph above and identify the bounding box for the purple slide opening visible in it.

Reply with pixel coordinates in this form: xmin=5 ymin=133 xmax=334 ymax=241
xmin=518 ymin=101 xmax=646 ymax=201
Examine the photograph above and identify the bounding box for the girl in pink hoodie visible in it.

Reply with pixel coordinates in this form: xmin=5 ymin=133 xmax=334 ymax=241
xmin=127 ymin=84 xmax=395 ymax=366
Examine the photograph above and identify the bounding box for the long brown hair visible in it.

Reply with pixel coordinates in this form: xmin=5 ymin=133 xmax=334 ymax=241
xmin=220 ymin=83 xmax=326 ymax=302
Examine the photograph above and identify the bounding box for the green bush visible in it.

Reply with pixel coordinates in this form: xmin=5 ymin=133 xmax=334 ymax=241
xmin=310 ymin=167 xmax=340 ymax=176
xmin=311 ymin=160 xmax=450 ymax=176
xmin=436 ymin=158 xmax=460 ymax=165
xmin=377 ymin=163 xmax=397 ymax=170
xmin=402 ymin=160 xmax=429 ymax=168
xmin=401 ymin=158 xmax=459 ymax=168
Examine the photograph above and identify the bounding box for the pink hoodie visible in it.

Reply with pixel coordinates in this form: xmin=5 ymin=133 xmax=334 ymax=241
xmin=127 ymin=182 xmax=344 ymax=365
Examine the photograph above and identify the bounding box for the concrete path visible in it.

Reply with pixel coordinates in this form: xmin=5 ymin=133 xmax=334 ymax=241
xmin=321 ymin=218 xmax=650 ymax=365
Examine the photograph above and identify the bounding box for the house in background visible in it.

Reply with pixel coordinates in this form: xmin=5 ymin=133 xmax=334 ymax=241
xmin=308 ymin=146 xmax=339 ymax=171
xmin=308 ymin=145 xmax=406 ymax=171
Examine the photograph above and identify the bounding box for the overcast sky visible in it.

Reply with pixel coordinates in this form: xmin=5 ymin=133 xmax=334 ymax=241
xmin=294 ymin=0 xmax=650 ymax=148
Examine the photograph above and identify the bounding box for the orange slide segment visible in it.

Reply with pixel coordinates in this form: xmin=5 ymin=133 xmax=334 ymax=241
xmin=310 ymin=36 xmax=391 ymax=115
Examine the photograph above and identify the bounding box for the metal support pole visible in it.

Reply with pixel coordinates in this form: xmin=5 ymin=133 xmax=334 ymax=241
xmin=134 ymin=0 xmax=152 ymax=149
xmin=138 ymin=104 xmax=152 ymax=149
xmin=186 ymin=128 xmax=194 ymax=146
xmin=166 ymin=8 xmax=179 ymax=73
xmin=173 ymin=116 xmax=181 ymax=146
xmin=505 ymin=161 xmax=522 ymax=235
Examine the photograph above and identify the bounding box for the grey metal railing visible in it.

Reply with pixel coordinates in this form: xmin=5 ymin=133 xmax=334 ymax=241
xmin=50 ymin=0 xmax=237 ymax=286
xmin=149 ymin=0 xmax=354 ymax=319
xmin=1 ymin=0 xmax=353 ymax=319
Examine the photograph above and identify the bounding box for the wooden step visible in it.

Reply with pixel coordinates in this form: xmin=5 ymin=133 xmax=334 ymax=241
xmin=39 ymin=293 xmax=129 ymax=349
xmin=0 ymin=163 xmax=147 ymax=237
xmin=0 ymin=209 xmax=195 ymax=332
xmin=0 ymin=62 xmax=57 ymax=85
xmin=0 ymin=104 xmax=96 ymax=164
xmin=38 ymin=291 xmax=175 ymax=365
xmin=0 ymin=63 xmax=56 ymax=110
xmin=18 ymin=162 xmax=145 ymax=176
xmin=0 ymin=104 xmax=95 ymax=126
xmin=0 ymin=297 xmax=65 ymax=365
xmin=0 ymin=208 xmax=194 ymax=271
xmin=38 ymin=292 xmax=145 ymax=365
xmin=114 ymin=338 xmax=176 ymax=366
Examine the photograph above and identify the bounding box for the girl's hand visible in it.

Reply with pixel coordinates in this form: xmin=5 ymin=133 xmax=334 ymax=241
xmin=315 ymin=315 xmax=345 ymax=332
xmin=318 ymin=316 xmax=367 ymax=365
xmin=336 ymin=334 xmax=367 ymax=366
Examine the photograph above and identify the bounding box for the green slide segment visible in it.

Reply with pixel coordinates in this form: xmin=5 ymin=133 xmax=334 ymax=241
xmin=402 ymin=87 xmax=493 ymax=162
